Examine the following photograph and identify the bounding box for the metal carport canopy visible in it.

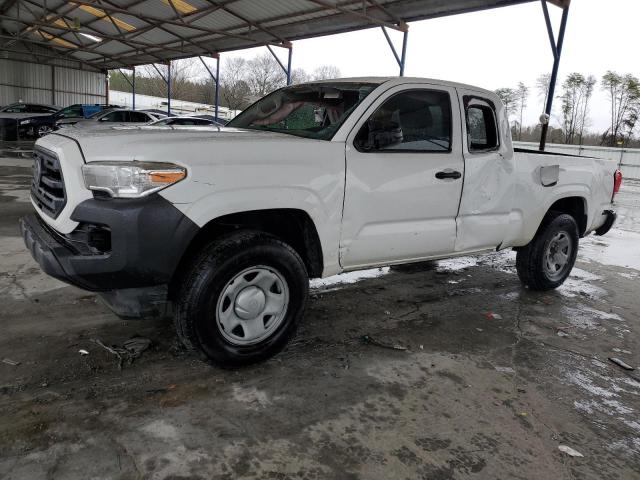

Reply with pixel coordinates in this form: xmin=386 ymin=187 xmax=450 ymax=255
xmin=0 ymin=0 xmax=569 ymax=70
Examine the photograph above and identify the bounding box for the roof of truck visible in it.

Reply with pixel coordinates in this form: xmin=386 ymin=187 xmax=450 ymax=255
xmin=305 ymin=77 xmax=495 ymax=95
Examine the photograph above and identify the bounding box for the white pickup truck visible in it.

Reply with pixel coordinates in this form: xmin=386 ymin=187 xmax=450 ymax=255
xmin=21 ymin=77 xmax=621 ymax=366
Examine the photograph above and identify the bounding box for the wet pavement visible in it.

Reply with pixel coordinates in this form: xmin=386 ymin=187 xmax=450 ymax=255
xmin=1 ymin=152 xmax=639 ymax=479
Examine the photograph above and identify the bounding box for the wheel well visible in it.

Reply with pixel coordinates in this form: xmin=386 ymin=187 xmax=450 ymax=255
xmin=548 ymin=197 xmax=587 ymax=236
xmin=169 ymin=209 xmax=323 ymax=298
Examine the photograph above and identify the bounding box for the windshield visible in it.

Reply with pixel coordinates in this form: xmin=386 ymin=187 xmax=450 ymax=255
xmin=227 ymin=82 xmax=378 ymax=140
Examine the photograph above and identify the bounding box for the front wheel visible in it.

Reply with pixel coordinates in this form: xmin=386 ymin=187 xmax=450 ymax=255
xmin=37 ymin=125 xmax=53 ymax=138
xmin=516 ymin=212 xmax=579 ymax=291
xmin=175 ymin=231 xmax=308 ymax=367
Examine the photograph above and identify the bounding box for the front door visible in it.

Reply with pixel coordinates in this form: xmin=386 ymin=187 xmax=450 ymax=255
xmin=340 ymin=84 xmax=464 ymax=269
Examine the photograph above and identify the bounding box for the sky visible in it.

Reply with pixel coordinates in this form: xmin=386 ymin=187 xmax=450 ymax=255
xmin=221 ymin=0 xmax=639 ymax=134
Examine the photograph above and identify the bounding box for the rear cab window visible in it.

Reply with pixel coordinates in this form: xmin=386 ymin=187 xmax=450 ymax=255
xmin=464 ymin=96 xmax=499 ymax=152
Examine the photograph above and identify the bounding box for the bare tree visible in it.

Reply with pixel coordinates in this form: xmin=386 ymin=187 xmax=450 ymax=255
xmin=311 ymin=65 xmax=341 ymax=80
xmin=515 ymin=82 xmax=529 ymax=141
xmin=290 ymin=67 xmax=311 ymax=85
xmin=577 ymin=75 xmax=596 ymax=145
xmin=536 ymin=73 xmax=551 ymax=114
xmin=601 ymin=71 xmax=640 ymax=146
xmin=495 ymin=88 xmax=517 ymax=120
xmin=138 ymin=59 xmax=198 ymax=101
xmin=220 ymin=57 xmax=251 ymax=110
xmin=559 ymin=73 xmax=587 ymax=144
xmin=245 ymin=53 xmax=286 ymax=97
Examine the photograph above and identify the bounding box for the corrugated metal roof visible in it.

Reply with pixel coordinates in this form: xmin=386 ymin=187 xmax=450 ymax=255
xmin=0 ymin=0 xmax=539 ymax=69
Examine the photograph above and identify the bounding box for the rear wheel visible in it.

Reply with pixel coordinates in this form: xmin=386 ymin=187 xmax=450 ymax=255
xmin=175 ymin=231 xmax=308 ymax=367
xmin=516 ymin=212 xmax=579 ymax=290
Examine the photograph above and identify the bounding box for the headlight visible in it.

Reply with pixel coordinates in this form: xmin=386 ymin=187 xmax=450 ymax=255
xmin=82 ymin=161 xmax=186 ymax=198
xmin=20 ymin=119 xmax=31 ymax=125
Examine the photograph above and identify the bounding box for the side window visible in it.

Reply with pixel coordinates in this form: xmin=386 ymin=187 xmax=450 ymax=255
xmin=464 ymin=97 xmax=499 ymax=152
xmin=129 ymin=111 xmax=150 ymax=122
xmin=30 ymin=105 xmax=53 ymax=113
xmin=100 ymin=111 xmax=122 ymax=122
xmin=5 ymin=104 xmax=25 ymax=113
xmin=354 ymin=89 xmax=452 ymax=153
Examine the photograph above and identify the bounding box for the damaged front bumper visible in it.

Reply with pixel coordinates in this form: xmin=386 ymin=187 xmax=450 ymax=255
xmin=20 ymin=194 xmax=199 ymax=317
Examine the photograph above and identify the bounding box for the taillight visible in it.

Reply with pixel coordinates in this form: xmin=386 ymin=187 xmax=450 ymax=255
xmin=612 ymin=169 xmax=623 ymax=201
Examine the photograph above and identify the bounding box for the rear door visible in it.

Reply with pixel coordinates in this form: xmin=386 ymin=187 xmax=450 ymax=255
xmin=454 ymin=89 xmax=514 ymax=252
xmin=340 ymin=84 xmax=464 ymax=268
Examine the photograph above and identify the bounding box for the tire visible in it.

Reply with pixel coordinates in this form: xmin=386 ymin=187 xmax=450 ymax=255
xmin=516 ymin=212 xmax=579 ymax=291
xmin=175 ymin=230 xmax=308 ymax=367
xmin=37 ymin=125 xmax=53 ymax=138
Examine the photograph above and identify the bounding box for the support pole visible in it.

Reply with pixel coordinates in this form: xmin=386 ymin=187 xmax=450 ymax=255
xmin=51 ymin=65 xmax=56 ymax=106
xmin=166 ymin=61 xmax=171 ymax=115
xmin=381 ymin=23 xmax=409 ymax=76
xmin=118 ymin=68 xmax=136 ymax=109
xmin=400 ymin=30 xmax=408 ymax=77
xmin=539 ymin=0 xmax=570 ymax=151
xmin=286 ymin=47 xmax=292 ymax=85
xmin=266 ymin=43 xmax=293 ymax=85
xmin=199 ymin=54 xmax=221 ymax=121
xmin=215 ymin=55 xmax=220 ymax=121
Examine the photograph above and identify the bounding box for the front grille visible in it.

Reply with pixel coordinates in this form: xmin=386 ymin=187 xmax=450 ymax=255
xmin=31 ymin=148 xmax=66 ymax=219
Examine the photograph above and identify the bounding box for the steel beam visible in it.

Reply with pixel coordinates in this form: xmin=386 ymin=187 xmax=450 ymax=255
xmin=167 ymin=61 xmax=171 ymax=115
xmin=539 ymin=0 xmax=569 ymax=151
xmin=215 ymin=56 xmax=220 ymax=121
xmin=266 ymin=44 xmax=293 ymax=85
xmin=198 ymin=54 xmax=221 ymax=120
xmin=381 ymin=25 xmax=408 ymax=76
xmin=132 ymin=66 xmax=136 ymax=110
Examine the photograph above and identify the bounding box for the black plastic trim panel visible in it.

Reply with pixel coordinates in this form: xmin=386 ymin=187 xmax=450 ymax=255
xmin=20 ymin=194 xmax=199 ymax=292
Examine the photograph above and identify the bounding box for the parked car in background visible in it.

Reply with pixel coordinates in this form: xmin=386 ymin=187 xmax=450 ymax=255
xmin=148 ymin=116 xmax=222 ymax=127
xmin=141 ymin=109 xmax=173 ymax=118
xmin=0 ymin=103 xmax=59 ymax=140
xmin=56 ymin=109 xmax=162 ymax=130
xmin=192 ymin=114 xmax=227 ymax=126
xmin=19 ymin=104 xmax=121 ymax=138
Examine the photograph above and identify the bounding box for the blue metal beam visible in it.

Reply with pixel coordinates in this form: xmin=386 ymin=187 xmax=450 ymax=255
xmin=215 ymin=55 xmax=220 ymax=120
xmin=539 ymin=0 xmax=570 ymax=151
xmin=266 ymin=44 xmax=292 ymax=85
xmin=167 ymin=61 xmax=171 ymax=115
xmin=199 ymin=55 xmax=221 ymax=121
xmin=381 ymin=25 xmax=409 ymax=76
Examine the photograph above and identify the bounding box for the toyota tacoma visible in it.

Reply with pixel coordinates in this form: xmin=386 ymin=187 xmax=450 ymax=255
xmin=20 ymin=77 xmax=621 ymax=366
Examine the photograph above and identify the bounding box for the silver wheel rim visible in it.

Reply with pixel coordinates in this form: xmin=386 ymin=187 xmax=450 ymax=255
xmin=38 ymin=126 xmax=52 ymax=137
xmin=544 ymin=231 xmax=572 ymax=281
xmin=216 ymin=265 xmax=289 ymax=346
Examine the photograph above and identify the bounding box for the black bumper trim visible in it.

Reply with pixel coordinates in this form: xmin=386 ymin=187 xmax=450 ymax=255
xmin=21 ymin=195 xmax=199 ymax=292
xmin=595 ymin=210 xmax=617 ymax=236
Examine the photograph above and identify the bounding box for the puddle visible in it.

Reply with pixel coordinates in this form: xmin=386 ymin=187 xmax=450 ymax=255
xmin=581 ymin=229 xmax=640 ymax=271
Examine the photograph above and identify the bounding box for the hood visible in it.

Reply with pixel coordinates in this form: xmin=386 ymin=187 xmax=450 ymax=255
xmin=50 ymin=126 xmax=318 ymax=164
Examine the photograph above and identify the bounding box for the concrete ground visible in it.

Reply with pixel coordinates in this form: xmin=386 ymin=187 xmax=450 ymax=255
xmin=1 ymin=143 xmax=639 ymax=479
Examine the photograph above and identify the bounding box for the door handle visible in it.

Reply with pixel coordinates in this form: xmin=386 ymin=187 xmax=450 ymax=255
xmin=435 ymin=170 xmax=462 ymax=180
